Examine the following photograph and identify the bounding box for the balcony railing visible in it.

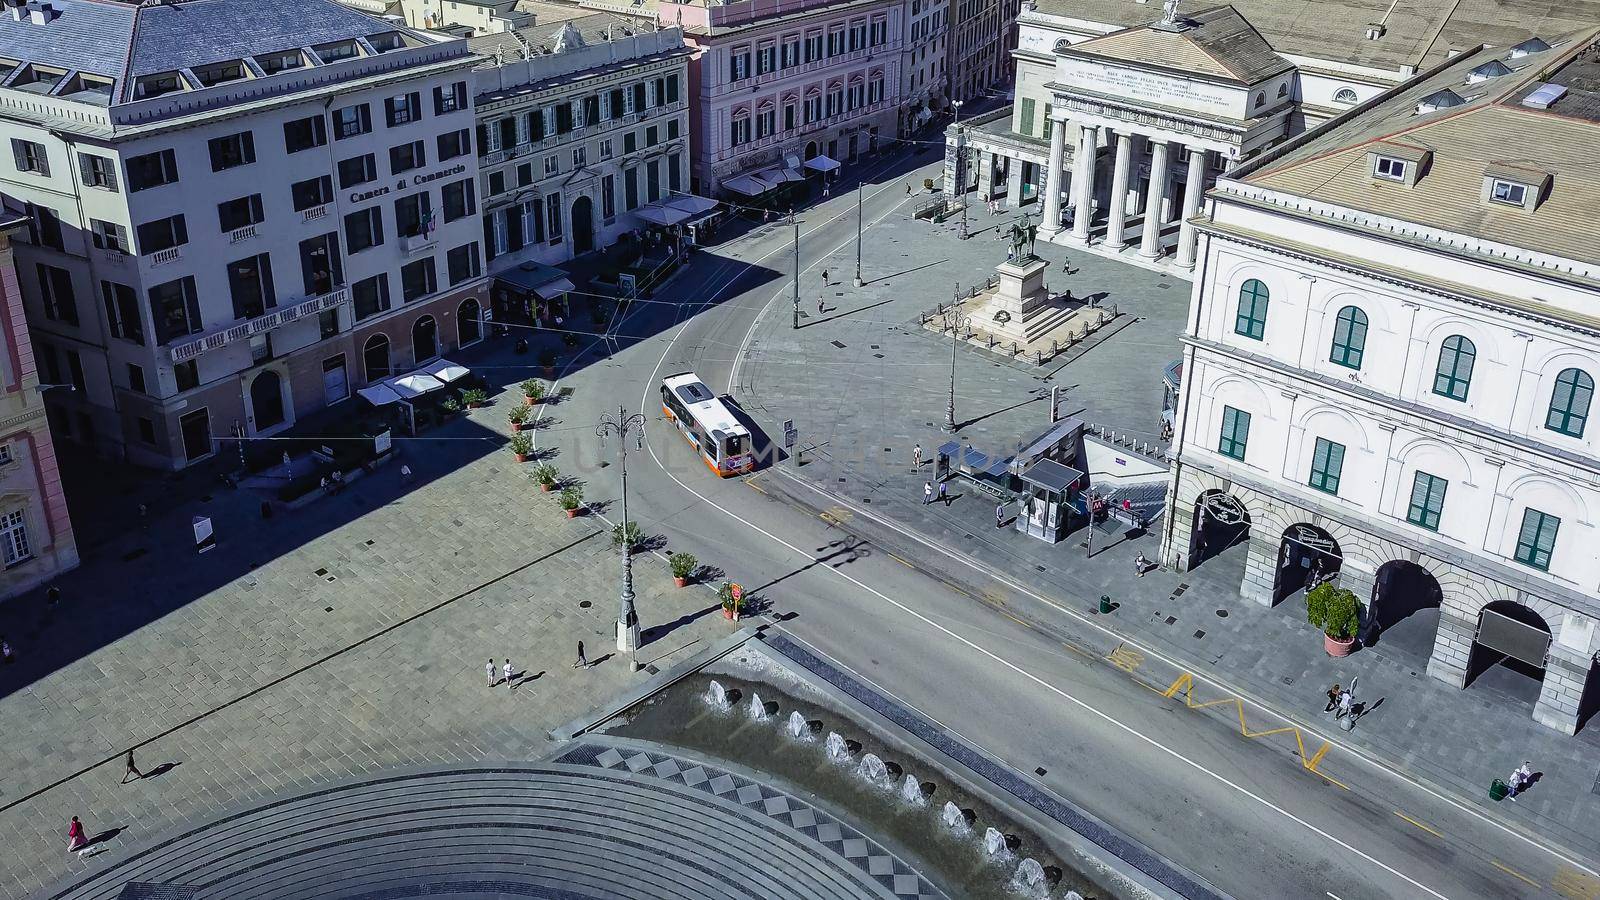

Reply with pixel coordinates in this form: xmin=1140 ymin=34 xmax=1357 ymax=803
xmin=148 ymin=246 xmax=182 ymax=267
xmin=301 ymin=204 xmax=330 ymax=223
xmin=167 ymin=286 xmax=349 ymax=363
xmin=229 ymin=224 xmax=258 ymax=244
xmin=402 ymin=233 xmax=437 ymax=255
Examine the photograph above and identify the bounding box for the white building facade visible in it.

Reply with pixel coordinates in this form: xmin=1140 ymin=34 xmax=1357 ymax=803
xmin=898 ymin=0 xmax=949 ymax=134
xmin=1162 ymin=34 xmax=1600 ymax=733
xmin=0 ymin=0 xmax=487 ymax=469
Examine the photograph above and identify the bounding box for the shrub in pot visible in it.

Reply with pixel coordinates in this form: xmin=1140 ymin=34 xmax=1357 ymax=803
xmin=719 ymin=581 xmax=745 ymax=620
xmin=521 ymin=379 xmax=546 ymax=405
xmin=669 ymin=552 xmax=697 ymax=588
xmin=532 ymin=463 xmax=558 ymax=492
xmin=461 ymin=388 xmax=489 ymax=408
xmin=559 ymin=486 xmax=583 ymax=518
xmin=440 ymin=397 xmax=461 ymax=415
xmin=1306 ymin=582 xmax=1360 ymax=657
xmin=507 ymin=404 xmax=530 ymax=432
xmin=508 ymin=432 xmax=533 ymax=462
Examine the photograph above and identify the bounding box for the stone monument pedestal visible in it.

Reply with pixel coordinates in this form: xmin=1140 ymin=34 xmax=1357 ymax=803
xmin=972 ymin=256 xmax=1072 ymax=345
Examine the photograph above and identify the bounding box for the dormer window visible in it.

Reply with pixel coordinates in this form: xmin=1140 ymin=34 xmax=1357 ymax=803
xmin=1465 ymin=60 xmax=1511 ymax=85
xmin=134 ymin=71 xmax=185 ymax=99
xmin=1333 ymin=87 xmax=1358 ymax=104
xmin=1489 ymin=179 xmax=1526 ymax=206
xmin=368 ymin=31 xmax=408 ymax=53
xmin=193 ymin=60 xmax=247 ymax=88
xmin=313 ymin=40 xmax=361 ymax=64
xmin=255 ymin=50 xmax=305 ymax=75
xmin=1374 ymin=156 xmax=1407 ymax=181
xmin=1508 ymin=37 xmax=1550 ymax=60
xmin=1416 ymin=89 xmax=1464 ymax=113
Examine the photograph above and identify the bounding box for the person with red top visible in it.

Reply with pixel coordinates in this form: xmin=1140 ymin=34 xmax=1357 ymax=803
xmin=66 ymin=816 xmax=86 ymax=852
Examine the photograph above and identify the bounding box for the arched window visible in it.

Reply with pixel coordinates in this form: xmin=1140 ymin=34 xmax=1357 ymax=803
xmin=1328 ymin=305 xmax=1368 ymax=369
xmin=1234 ymin=279 xmax=1269 ymax=340
xmin=1252 ymin=93 xmax=1264 ymax=110
xmin=1432 ymin=335 xmax=1475 ymax=401
xmin=363 ymin=333 xmax=390 ymax=382
xmin=1333 ymin=87 xmax=1359 ymax=104
xmin=1276 ymin=82 xmax=1288 ymax=98
xmin=1545 ymin=367 xmax=1594 ymax=437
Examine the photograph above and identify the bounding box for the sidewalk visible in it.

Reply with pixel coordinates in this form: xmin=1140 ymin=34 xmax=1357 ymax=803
xmin=734 ymin=203 xmax=1600 ymax=866
xmin=0 ymin=335 xmax=734 ymax=900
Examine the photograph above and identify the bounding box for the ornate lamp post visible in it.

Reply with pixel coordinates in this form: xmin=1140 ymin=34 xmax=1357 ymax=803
xmin=942 ymin=302 xmax=970 ymax=433
xmin=596 ymin=406 xmax=645 ymax=664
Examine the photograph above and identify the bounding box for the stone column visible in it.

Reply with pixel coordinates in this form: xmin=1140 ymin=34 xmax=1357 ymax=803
xmin=1534 ymin=646 xmax=1588 ymax=735
xmin=1239 ymin=531 xmax=1278 ymax=607
xmin=1038 ymin=115 xmax=1068 ymax=236
xmin=1175 ymin=147 xmax=1208 ymax=268
xmin=1139 ymin=139 xmax=1170 ymax=259
xmin=1104 ymin=131 xmax=1133 ymax=250
xmin=977 ymin=150 xmax=995 ymax=200
xmin=1425 ymin=605 xmax=1476 ymax=688
xmin=1006 ymin=160 xmax=1023 ymax=207
xmin=1069 ymin=124 xmax=1096 ymax=243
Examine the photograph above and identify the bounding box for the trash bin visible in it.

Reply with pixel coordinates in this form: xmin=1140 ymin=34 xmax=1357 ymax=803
xmin=1099 ymin=595 xmax=1112 ymax=614
xmin=1489 ymin=779 xmax=1509 ymax=802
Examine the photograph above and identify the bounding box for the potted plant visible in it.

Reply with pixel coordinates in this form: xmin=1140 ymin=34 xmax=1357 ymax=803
xmin=508 ymin=404 xmax=530 ymax=432
xmin=461 ymin=387 xmax=488 ymax=409
xmin=1306 ymin=582 xmax=1360 ymax=657
xmin=521 ymin=379 xmax=546 ymax=406
xmin=922 ymin=177 xmax=934 ymax=192
xmin=538 ymin=348 xmax=557 ymax=377
xmin=509 ymin=432 xmax=533 ymax=462
xmin=669 ymin=552 xmax=697 ymax=588
xmin=558 ymin=486 xmax=583 ymax=518
xmin=440 ymin=397 xmax=461 ymax=416
xmin=718 ymin=581 xmax=744 ymax=621
xmin=612 ymin=520 xmax=644 ymax=553
xmin=532 ymin=463 xmax=558 ymax=492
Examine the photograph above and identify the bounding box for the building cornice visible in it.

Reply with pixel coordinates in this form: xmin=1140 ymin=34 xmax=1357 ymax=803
xmin=1182 ymin=336 xmax=1600 ymax=479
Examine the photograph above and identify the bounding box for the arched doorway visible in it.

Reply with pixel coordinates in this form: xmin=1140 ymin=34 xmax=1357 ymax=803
xmin=363 ymin=334 xmax=390 ymax=382
xmin=1188 ymin=490 xmax=1249 ymax=570
xmin=805 ymin=140 xmax=819 ymax=160
xmin=250 ymin=370 xmax=285 ymax=431
xmin=412 ymin=315 xmax=438 ymax=364
xmin=458 ymin=298 xmax=482 ymax=347
xmin=571 ymin=196 xmax=595 ymax=255
xmin=1467 ymin=601 xmax=1551 ymax=705
xmin=1274 ymin=523 xmax=1340 ymax=605
xmin=1362 ymin=560 xmax=1442 ymax=659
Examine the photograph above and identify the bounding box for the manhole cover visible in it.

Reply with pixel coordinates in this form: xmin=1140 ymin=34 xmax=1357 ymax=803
xmin=1193 ymin=630 xmax=1206 ymax=639
xmin=1164 ymin=616 xmax=1177 ymax=625
xmin=1216 ymin=609 xmax=1229 ymax=618
xmin=364 ymin=539 xmax=375 ymax=546
xmin=324 ymin=606 xmax=334 ymax=612
xmin=579 ymin=600 xmax=592 ymax=609
xmin=830 ymin=340 xmax=847 ymax=349
xmin=314 ymin=568 xmax=328 ymax=576
xmin=1034 ymin=767 xmax=1047 ymax=776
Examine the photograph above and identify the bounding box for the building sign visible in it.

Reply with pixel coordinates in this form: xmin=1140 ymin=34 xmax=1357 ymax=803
xmin=349 ymin=163 xmax=468 ymax=204
xmin=1056 ymin=58 xmax=1243 ymax=120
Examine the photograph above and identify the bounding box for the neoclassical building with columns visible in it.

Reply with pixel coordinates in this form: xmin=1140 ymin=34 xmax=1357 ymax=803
xmin=1161 ymin=31 xmax=1600 ymax=734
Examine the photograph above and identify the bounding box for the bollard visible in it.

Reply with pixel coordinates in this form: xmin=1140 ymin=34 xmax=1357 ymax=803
xmin=1099 ymin=595 xmax=1112 ymax=614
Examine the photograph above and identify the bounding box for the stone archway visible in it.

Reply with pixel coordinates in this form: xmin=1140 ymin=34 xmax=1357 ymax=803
xmin=571 ymin=195 xmax=595 ymax=255
xmin=1466 ymin=600 xmax=1551 ymax=705
xmin=1274 ymin=523 xmax=1340 ymax=605
xmin=412 ymin=315 xmax=439 ymax=365
xmin=250 ymin=369 xmax=286 ymax=431
xmin=1188 ymin=489 xmax=1249 ymax=570
xmin=1362 ymin=560 xmax=1443 ymax=660
xmin=805 ymin=140 xmax=819 ymax=161
xmin=363 ymin=334 xmax=391 ymax=382
xmin=458 ymin=297 xmax=483 ymax=347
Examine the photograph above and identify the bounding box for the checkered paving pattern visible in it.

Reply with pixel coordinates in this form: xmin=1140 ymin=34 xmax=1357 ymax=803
xmin=569 ymin=743 xmax=947 ymax=900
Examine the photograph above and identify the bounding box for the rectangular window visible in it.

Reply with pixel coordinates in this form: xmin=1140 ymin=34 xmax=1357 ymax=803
xmin=437 ymin=128 xmax=470 ymax=160
xmin=729 ymin=50 xmax=750 ymax=82
xmin=555 ymin=103 xmax=574 ymax=134
xmin=36 ymin=264 xmax=77 ymax=325
xmin=79 ymin=154 xmax=118 ymax=190
xmin=226 ymin=253 xmax=276 ymax=320
xmin=442 ymin=178 xmax=475 ymax=222
xmin=433 ymin=81 xmax=467 ymax=115
xmin=446 ymin=242 xmax=480 ymax=285
xmin=488 ymin=170 xmax=506 ymax=196
xmin=544 ymin=154 xmax=559 ymax=176
xmin=757 ymin=44 xmax=776 ymax=75
xmin=400 ymin=257 xmax=435 ymax=302
xmin=1308 ymin=437 xmax=1345 ymax=495
xmin=1406 ymin=471 xmax=1447 ymax=531
xmin=1514 ymin=508 xmax=1559 ymax=571
xmin=784 ymin=103 xmax=796 ymax=131
xmin=283 ymin=115 xmax=327 ymax=153
xmin=395 ymin=192 xmax=431 ymax=237
xmin=344 ymin=206 xmax=384 ymax=253
xmin=292 ymin=175 xmax=334 ymax=211
xmin=389 ymin=139 xmax=425 ymax=174
xmin=338 ymin=153 xmax=378 ymax=189
xmin=217 ymin=194 xmax=265 ymax=232
xmin=1 ymin=509 xmax=30 ymax=567
xmin=1490 ymin=179 xmax=1527 ymax=205
xmin=781 ymin=39 xmax=800 ymax=69
xmin=137 ymin=417 xmax=156 ymax=445
xmin=609 ymin=87 xmax=625 ymax=119
xmin=127 ymin=363 xmax=146 ymax=395
xmin=174 ymin=359 xmax=198 ymax=392
xmin=602 ymin=173 xmax=615 ymax=219
xmin=1373 ymin=156 xmax=1406 ymax=181
xmin=11 ymin=139 xmax=48 ymax=176
xmin=805 ymin=32 xmax=822 ymax=63
xmin=126 ymin=148 xmax=178 ymax=191
xmin=624 ymin=131 xmax=638 ymax=154
xmin=333 ymin=103 xmax=371 ymax=139
xmin=647 ymin=158 xmax=661 ymax=202
xmin=517 ymin=163 xmax=533 ymax=186
xmin=101 ymin=280 xmax=144 ymax=345
xmin=90 ymin=219 xmax=129 ymax=254
xmin=669 ymin=153 xmax=682 ymax=193
xmin=207 ymin=131 xmax=256 ymax=171
xmin=1218 ymin=406 xmax=1250 ymax=461
xmin=147 ymin=275 xmax=202 ymax=344
xmin=625 ymin=167 xmax=638 ymax=210
xmin=572 ymin=146 xmax=587 ymax=168
xmin=136 ymin=214 xmax=187 ymax=254
xmin=298 ymin=232 xmax=342 ymax=296
xmin=583 ymin=94 xmax=600 ymax=125
xmin=351 ymin=272 xmax=391 ymax=321
xmin=546 ymin=193 xmax=563 ymax=241
xmin=599 ymin=138 xmax=614 ymax=160
xmin=666 ymin=74 xmax=680 ymax=104
xmin=384 ymin=91 xmax=422 ymax=127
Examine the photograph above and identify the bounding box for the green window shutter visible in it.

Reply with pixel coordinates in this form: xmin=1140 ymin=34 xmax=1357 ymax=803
xmin=1234 ymin=279 xmax=1269 ymax=340
xmin=1329 ymin=305 xmax=1367 ymax=369
xmin=1406 ymin=471 xmax=1446 ymax=531
xmin=1018 ymin=99 xmax=1035 ymax=136
xmin=1432 ymin=335 xmax=1475 ymax=401
xmin=1308 ymin=438 xmax=1343 ymax=495
xmin=1042 ymin=104 xmax=1052 ymax=141
xmin=1218 ymin=405 xmax=1249 ymax=460
xmin=1514 ymin=509 xmax=1559 ymax=571
xmin=1545 ymin=368 xmax=1593 ymax=438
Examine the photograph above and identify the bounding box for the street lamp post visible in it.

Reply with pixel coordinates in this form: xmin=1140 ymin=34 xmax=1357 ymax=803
xmin=942 ymin=298 xmax=970 ymax=434
xmin=596 ymin=406 xmax=646 ymax=667
xmin=853 ymin=181 xmax=864 ymax=287
xmin=791 ymin=212 xmax=801 ymax=329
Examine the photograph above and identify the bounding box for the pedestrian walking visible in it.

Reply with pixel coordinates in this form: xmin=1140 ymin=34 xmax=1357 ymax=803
xmin=486 ymin=659 xmax=497 ymax=687
xmin=1134 ymin=553 xmax=1151 ymax=576
xmin=503 ymin=659 xmax=514 ymax=688
xmin=821 ymin=268 xmax=829 ymax=284
xmin=46 ymin=585 xmax=60 ymax=609
xmin=1335 ymin=689 xmax=1353 ymax=720
xmin=121 ymin=749 xmax=142 ymax=784
xmin=818 ymin=295 xmax=825 ymax=315
xmin=996 ymin=502 xmax=1005 ymax=529
xmin=938 ymin=480 xmax=950 ymax=505
xmin=1324 ymin=683 xmax=1343 ymax=713
xmin=923 ymin=482 xmax=933 ymax=505
xmin=906 ymin=183 xmax=912 ymax=195
xmin=1 ymin=635 xmax=13 ymax=664
xmin=1507 ymin=761 xmax=1533 ymax=800
xmin=575 ymin=641 xmax=588 ymax=669
xmin=66 ymin=816 xmax=87 ymax=852
xmin=912 ymin=443 xmax=922 ymax=471
xmin=400 ymin=464 xmax=414 ymax=482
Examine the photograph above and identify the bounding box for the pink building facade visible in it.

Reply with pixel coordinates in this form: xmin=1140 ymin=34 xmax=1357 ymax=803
xmin=0 ymin=219 xmax=77 ymax=599
xmin=662 ymin=0 xmax=906 ymax=198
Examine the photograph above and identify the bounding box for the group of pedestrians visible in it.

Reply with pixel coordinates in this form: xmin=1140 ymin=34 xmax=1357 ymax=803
xmin=488 ymin=643 xmax=593 ymax=689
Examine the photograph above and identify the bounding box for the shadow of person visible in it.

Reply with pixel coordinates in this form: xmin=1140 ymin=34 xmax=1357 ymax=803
xmin=516 ymin=670 xmax=544 ymax=686
xmin=85 ymin=827 xmax=124 ymax=848
xmin=591 ymin=654 xmax=615 ymax=667
xmin=145 ymin=761 xmax=182 ymax=779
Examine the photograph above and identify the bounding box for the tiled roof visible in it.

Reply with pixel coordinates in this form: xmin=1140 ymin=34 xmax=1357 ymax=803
xmin=1064 ymin=6 xmax=1289 ymax=84
xmin=0 ymin=0 xmax=136 ymax=83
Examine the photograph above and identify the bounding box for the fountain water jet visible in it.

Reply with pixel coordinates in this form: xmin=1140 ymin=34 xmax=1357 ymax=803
xmin=1008 ymin=858 xmax=1048 ymax=898
xmin=786 ymin=710 xmax=810 ymax=739
xmin=899 ymin=774 xmax=927 ymax=806
xmin=940 ymin=801 xmax=972 ymax=836
xmin=857 ymin=753 xmax=891 ymax=787
xmin=748 ymin=692 xmax=774 ymax=721
xmin=825 ymin=732 xmax=851 ymax=762
xmin=704 ymin=680 xmax=731 ymax=709
xmin=982 ymin=827 xmax=1012 ymax=861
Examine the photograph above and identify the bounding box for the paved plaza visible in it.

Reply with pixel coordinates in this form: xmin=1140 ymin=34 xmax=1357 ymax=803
xmin=734 ymin=204 xmax=1600 ymax=868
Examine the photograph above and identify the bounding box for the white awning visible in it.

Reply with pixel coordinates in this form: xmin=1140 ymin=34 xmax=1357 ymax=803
xmin=805 ymin=155 xmax=841 ymax=173
xmin=389 ymin=373 xmax=447 ymax=399
xmin=665 ymin=194 xmax=719 ymax=216
xmin=420 ymin=358 xmax=470 ymax=383
xmin=723 ymin=174 xmax=774 ymax=196
xmin=357 ymin=383 xmax=405 ymax=406
xmin=633 ymin=204 xmax=694 ymax=227
xmin=532 ymin=277 xmax=576 ymax=300
xmin=760 ymin=166 xmax=807 ymax=184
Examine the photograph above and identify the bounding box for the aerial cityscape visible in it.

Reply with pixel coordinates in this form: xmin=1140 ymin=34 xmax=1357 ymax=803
xmin=0 ymin=0 xmax=1596 ymax=897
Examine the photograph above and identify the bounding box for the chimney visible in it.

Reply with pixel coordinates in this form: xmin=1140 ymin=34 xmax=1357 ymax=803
xmin=6 ymin=0 xmax=25 ymax=22
xmin=29 ymin=1 xmax=59 ymax=24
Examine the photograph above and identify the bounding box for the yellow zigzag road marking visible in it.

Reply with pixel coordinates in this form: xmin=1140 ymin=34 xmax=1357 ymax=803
xmin=1154 ymin=671 xmax=1349 ymax=790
